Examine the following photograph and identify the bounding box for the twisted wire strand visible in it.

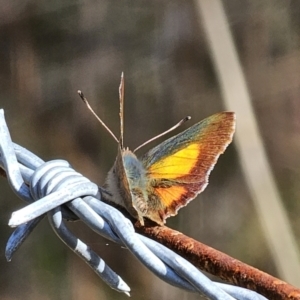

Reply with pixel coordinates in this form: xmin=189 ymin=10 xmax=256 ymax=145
xmin=0 ymin=109 xmax=267 ymax=300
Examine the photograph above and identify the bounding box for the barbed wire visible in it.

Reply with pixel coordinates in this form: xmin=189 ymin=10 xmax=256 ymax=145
xmin=0 ymin=109 xmax=267 ymax=300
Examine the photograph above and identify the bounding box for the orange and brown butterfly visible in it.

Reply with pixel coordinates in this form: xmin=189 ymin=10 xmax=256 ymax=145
xmin=79 ymin=74 xmax=235 ymax=226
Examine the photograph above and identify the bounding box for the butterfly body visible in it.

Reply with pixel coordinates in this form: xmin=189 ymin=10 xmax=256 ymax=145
xmin=104 ymin=112 xmax=236 ymax=226
xmin=105 ymin=148 xmax=149 ymax=224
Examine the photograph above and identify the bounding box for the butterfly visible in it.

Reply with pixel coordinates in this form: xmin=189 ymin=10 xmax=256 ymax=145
xmin=79 ymin=74 xmax=235 ymax=226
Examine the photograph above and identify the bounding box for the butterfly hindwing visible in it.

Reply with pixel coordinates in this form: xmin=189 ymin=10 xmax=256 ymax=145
xmin=141 ymin=112 xmax=235 ymax=224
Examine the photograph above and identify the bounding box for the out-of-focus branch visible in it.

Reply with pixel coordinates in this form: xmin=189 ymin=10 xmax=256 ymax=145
xmin=136 ymin=222 xmax=300 ymax=300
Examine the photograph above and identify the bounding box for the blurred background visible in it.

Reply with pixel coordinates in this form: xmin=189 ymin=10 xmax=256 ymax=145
xmin=1 ymin=0 xmax=300 ymax=299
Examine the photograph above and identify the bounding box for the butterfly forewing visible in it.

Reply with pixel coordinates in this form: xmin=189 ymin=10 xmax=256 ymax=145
xmin=141 ymin=112 xmax=235 ymax=224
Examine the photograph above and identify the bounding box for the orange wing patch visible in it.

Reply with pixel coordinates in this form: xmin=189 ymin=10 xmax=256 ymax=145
xmin=145 ymin=143 xmax=207 ymax=224
xmin=155 ymin=185 xmax=187 ymax=207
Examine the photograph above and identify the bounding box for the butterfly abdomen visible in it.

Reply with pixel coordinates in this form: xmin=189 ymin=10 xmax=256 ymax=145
xmin=131 ymin=187 xmax=148 ymax=214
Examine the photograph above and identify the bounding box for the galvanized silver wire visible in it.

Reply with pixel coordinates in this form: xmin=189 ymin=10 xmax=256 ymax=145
xmin=0 ymin=109 xmax=268 ymax=300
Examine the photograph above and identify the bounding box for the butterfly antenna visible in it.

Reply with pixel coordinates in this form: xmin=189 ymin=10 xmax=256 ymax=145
xmin=77 ymin=90 xmax=119 ymax=143
xmin=119 ymin=72 xmax=124 ymax=148
xmin=133 ymin=116 xmax=191 ymax=153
